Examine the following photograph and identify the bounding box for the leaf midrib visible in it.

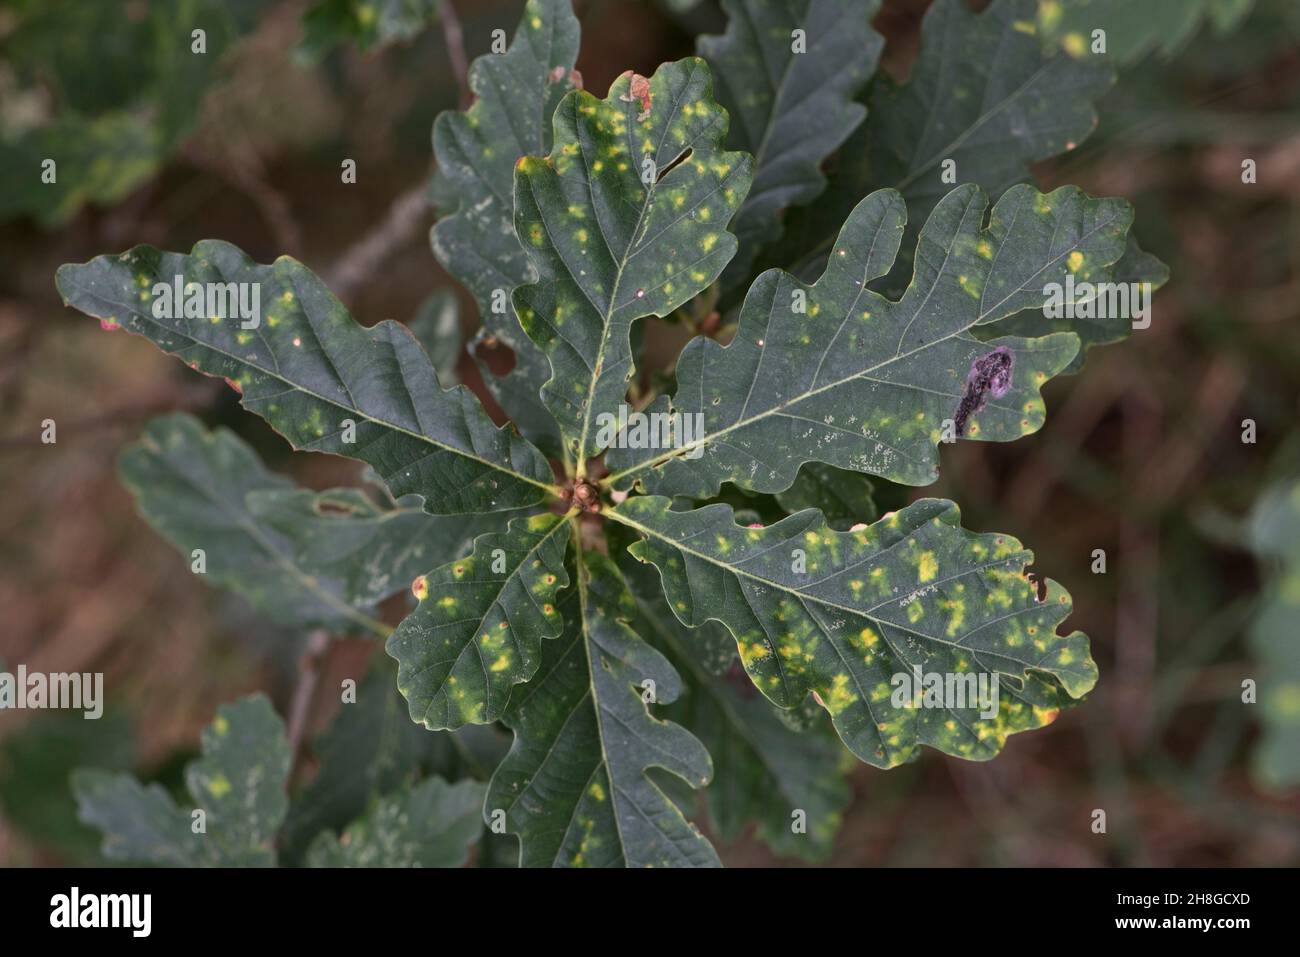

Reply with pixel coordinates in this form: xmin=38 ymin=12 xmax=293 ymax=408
xmin=64 ymin=267 xmax=559 ymax=499
xmin=605 ymin=203 xmax=1123 ymax=484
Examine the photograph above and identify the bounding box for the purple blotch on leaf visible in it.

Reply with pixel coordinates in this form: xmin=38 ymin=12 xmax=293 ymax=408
xmin=953 ymin=347 xmax=1015 ymax=437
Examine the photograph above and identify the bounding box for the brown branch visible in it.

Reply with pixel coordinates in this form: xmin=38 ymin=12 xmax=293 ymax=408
xmin=439 ymin=0 xmax=471 ymax=108
xmin=324 ymin=181 xmax=431 ymax=301
xmin=286 ymin=629 xmax=332 ymax=781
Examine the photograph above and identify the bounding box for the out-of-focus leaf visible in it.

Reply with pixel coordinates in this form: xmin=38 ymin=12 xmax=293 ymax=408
xmin=408 ymin=290 xmax=463 ymax=385
xmin=0 ymin=0 xmax=245 ymax=225
xmin=298 ymin=0 xmax=440 ymax=61
xmin=512 ymin=57 xmax=753 ymax=470
xmin=611 ymin=496 xmax=1095 ymax=768
xmin=432 ymin=0 xmax=581 ymax=456
xmin=487 ymin=550 xmax=719 ymax=867
xmin=0 ymin=711 xmax=135 ymax=864
xmin=1038 ymin=0 xmax=1256 ymax=65
xmin=607 ymin=184 xmax=1136 ymax=498
xmin=305 ymin=776 xmax=486 ymax=866
xmin=775 ymin=0 xmax=1113 ymax=289
xmin=775 ymin=462 xmax=877 ymax=529
xmin=279 ymin=661 xmax=506 ymax=864
xmin=1248 ymin=480 xmax=1300 ymax=791
xmin=57 ymin=241 xmax=559 ymax=516
xmin=698 ymin=0 xmax=883 ymax=292
xmin=387 ymin=513 xmax=572 ymax=729
xmin=73 ymin=695 xmax=290 ymax=866
xmin=120 ymin=413 xmax=504 ymax=635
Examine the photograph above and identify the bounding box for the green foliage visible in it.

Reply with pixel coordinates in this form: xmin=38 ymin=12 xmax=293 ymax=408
xmin=299 ymin=0 xmax=442 ymax=61
xmin=60 ymin=0 xmax=1166 ymax=866
xmin=1038 ymin=0 xmax=1255 ymax=65
xmin=1248 ymin=480 xmax=1300 ymax=791
xmin=0 ymin=0 xmax=250 ymax=225
xmin=73 ymin=696 xmax=290 ymax=866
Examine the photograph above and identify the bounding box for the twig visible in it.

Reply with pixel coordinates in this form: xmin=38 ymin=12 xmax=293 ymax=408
xmin=286 ymin=629 xmax=332 ymax=781
xmin=439 ymin=0 xmax=471 ymax=108
xmin=324 ymin=181 xmax=431 ymax=301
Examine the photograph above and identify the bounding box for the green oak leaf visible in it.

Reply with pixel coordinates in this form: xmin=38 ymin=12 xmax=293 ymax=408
xmin=512 ymin=56 xmax=754 ymax=472
xmin=432 ymin=0 xmax=581 ymax=455
xmin=776 ymin=0 xmax=1113 ymax=287
xmin=1248 ymin=480 xmax=1300 ymax=791
xmin=979 ymin=236 xmax=1169 ymax=374
xmin=387 ymin=512 xmax=572 ymax=729
xmin=609 ymin=496 xmax=1095 ymax=768
xmin=607 ymin=183 xmax=1136 ymax=497
xmin=615 ymin=541 xmax=851 ymax=860
xmin=73 ymin=695 xmax=290 ymax=866
xmin=698 ymin=0 xmax=883 ymax=292
xmin=1039 ymin=0 xmax=1255 ymax=65
xmin=305 ymin=776 xmax=487 ymax=867
xmin=280 ymin=660 xmax=506 ymax=864
xmin=121 ymin=413 xmax=507 ymax=635
xmin=487 ymin=549 xmax=719 ymax=867
xmin=56 ymin=240 xmax=559 ymax=515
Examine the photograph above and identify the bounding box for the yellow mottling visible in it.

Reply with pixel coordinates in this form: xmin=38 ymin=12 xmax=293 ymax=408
xmin=589 ymin=781 xmax=606 ymax=801
xmin=207 ymin=774 xmax=231 ymax=799
xmin=1062 ymin=31 xmax=1086 ymax=58
xmin=1012 ymin=19 xmax=1036 ymax=35
xmin=213 ymin=716 xmax=229 ymax=736
xmin=918 ymin=551 xmax=938 ymax=583
xmin=490 ymin=654 xmax=511 ymax=673
xmin=822 ymin=673 xmax=857 ymax=716
xmin=1067 ymin=250 xmax=1085 ymax=272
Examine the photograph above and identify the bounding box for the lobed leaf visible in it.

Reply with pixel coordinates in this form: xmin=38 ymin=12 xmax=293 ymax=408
xmin=431 ymin=0 xmax=581 ymax=454
xmin=280 ymin=661 xmax=506 ymax=864
xmin=615 ymin=540 xmax=851 ymax=860
xmin=387 ymin=513 xmax=572 ymax=729
xmin=121 ymin=413 xmax=505 ymax=635
xmin=698 ymin=0 xmax=883 ymax=292
xmin=979 ymin=236 xmax=1169 ymax=374
xmin=305 ymin=776 xmax=487 ymax=867
xmin=73 ymin=696 xmax=290 ymax=866
xmin=609 ymin=496 xmax=1095 ymax=768
xmin=1038 ymin=0 xmax=1255 ymax=66
xmin=486 ymin=549 xmax=719 ymax=867
xmin=776 ymin=0 xmax=1114 ymax=287
xmin=608 ymin=183 xmax=1135 ymax=497
xmin=512 ymin=56 xmax=754 ymax=471
xmin=57 ymin=240 xmax=559 ymax=515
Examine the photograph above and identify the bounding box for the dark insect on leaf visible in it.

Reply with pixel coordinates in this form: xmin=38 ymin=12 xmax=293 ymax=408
xmin=954 ymin=347 xmax=1015 ymax=437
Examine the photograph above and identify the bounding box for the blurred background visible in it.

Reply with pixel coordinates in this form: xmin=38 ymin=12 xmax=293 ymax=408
xmin=1 ymin=0 xmax=1298 ymax=867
